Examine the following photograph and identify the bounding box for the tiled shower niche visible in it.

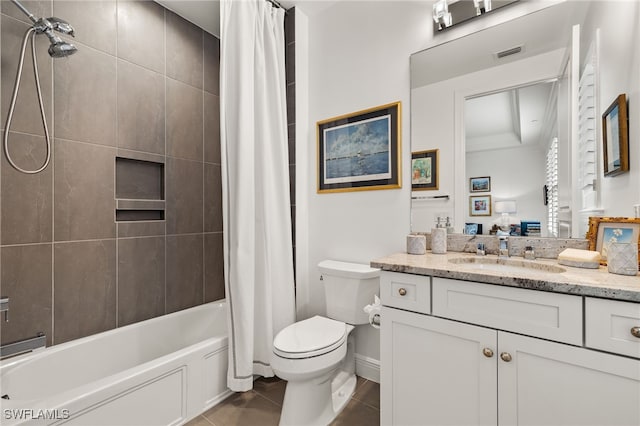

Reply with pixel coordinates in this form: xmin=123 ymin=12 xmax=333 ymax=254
xmin=115 ymin=156 xmax=165 ymax=221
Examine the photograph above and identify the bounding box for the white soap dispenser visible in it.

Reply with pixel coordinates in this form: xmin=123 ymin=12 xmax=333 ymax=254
xmin=431 ymin=216 xmax=447 ymax=254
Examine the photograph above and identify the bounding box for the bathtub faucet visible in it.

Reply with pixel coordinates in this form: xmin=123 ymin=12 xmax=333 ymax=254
xmin=0 ymin=332 xmax=46 ymax=359
xmin=0 ymin=297 xmax=8 ymax=322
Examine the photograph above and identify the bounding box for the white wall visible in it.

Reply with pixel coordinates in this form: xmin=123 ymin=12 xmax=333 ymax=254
xmin=580 ymin=1 xmax=640 ymax=216
xmin=296 ymin=1 xmax=429 ymax=365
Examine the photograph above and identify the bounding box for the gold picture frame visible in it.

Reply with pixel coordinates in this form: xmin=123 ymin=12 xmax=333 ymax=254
xmin=469 ymin=195 xmax=492 ymax=216
xmin=317 ymin=102 xmax=401 ymax=193
xmin=586 ymin=217 xmax=640 ymax=265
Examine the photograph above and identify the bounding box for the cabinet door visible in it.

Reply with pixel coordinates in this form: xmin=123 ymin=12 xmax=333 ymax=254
xmin=498 ymin=331 xmax=640 ymax=426
xmin=381 ymin=307 xmax=497 ymax=426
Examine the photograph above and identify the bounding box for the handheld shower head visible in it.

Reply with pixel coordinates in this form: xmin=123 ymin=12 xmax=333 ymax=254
xmin=33 ymin=18 xmax=77 ymax=58
xmin=5 ymin=0 xmax=78 ymax=174
xmin=47 ymin=17 xmax=75 ymax=37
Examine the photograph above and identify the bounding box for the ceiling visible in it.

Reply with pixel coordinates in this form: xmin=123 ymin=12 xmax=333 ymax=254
xmin=155 ymin=1 xmax=221 ymax=36
xmin=465 ymin=81 xmax=555 ymax=152
xmin=154 ymin=0 xmax=337 ymax=37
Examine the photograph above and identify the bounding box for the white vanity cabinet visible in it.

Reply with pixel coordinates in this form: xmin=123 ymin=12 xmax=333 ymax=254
xmin=380 ymin=271 xmax=640 ymax=426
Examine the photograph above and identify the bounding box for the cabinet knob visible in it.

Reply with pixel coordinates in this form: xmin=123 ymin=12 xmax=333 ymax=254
xmin=500 ymin=352 xmax=512 ymax=362
xmin=398 ymin=288 xmax=407 ymax=296
xmin=482 ymin=348 xmax=494 ymax=358
xmin=631 ymin=327 xmax=640 ymax=338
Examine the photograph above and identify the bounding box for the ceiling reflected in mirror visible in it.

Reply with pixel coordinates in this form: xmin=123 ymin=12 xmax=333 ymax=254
xmin=465 ymin=80 xmax=556 ymax=153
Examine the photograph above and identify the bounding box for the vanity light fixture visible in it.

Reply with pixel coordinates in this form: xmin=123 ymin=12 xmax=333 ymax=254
xmin=473 ymin=0 xmax=492 ymax=15
xmin=433 ymin=0 xmax=452 ymax=30
xmin=495 ymin=200 xmax=517 ymax=231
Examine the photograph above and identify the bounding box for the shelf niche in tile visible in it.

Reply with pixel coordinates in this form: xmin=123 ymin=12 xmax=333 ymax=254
xmin=116 ymin=209 xmax=165 ymax=222
xmin=116 ymin=157 xmax=165 ymax=200
xmin=116 ymin=157 xmax=165 ymax=222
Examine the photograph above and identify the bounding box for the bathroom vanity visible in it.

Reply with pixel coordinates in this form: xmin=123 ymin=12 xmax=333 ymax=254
xmin=372 ymin=252 xmax=640 ymax=426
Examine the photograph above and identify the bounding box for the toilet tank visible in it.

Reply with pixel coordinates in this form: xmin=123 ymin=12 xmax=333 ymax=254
xmin=318 ymin=260 xmax=380 ymax=325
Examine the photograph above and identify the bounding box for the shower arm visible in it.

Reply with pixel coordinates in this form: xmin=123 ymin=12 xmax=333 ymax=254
xmin=11 ymin=0 xmax=37 ymax=24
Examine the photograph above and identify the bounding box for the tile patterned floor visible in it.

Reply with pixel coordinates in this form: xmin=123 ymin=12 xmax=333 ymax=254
xmin=186 ymin=376 xmax=380 ymax=426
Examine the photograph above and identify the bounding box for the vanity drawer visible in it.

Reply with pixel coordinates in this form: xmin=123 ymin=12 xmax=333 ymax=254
xmin=381 ymin=272 xmax=431 ymax=314
xmin=585 ymin=298 xmax=640 ymax=359
xmin=432 ymin=277 xmax=582 ymax=345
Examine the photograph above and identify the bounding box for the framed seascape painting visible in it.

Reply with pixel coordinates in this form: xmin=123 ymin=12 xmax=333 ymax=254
xmin=602 ymin=94 xmax=629 ymax=176
xmin=317 ymin=102 xmax=401 ymax=193
xmin=411 ymin=149 xmax=439 ymax=191
xmin=469 ymin=195 xmax=491 ymax=216
xmin=586 ymin=217 xmax=640 ymax=265
xmin=469 ymin=176 xmax=491 ymax=193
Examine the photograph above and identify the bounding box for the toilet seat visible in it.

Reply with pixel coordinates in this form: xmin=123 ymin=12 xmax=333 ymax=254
xmin=273 ymin=316 xmax=347 ymax=359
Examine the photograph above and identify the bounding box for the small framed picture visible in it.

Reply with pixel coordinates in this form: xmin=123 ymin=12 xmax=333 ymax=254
xmin=586 ymin=217 xmax=640 ymax=265
xmin=411 ymin=149 xmax=439 ymax=191
xmin=469 ymin=195 xmax=491 ymax=216
xmin=469 ymin=176 xmax=491 ymax=193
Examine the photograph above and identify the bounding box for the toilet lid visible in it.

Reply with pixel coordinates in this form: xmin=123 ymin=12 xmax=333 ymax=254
xmin=273 ymin=316 xmax=347 ymax=359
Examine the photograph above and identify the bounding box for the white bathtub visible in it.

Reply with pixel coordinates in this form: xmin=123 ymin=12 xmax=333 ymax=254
xmin=0 ymin=301 xmax=231 ymax=425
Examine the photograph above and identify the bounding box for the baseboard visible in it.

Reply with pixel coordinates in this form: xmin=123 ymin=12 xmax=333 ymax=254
xmin=355 ymin=353 xmax=380 ymax=383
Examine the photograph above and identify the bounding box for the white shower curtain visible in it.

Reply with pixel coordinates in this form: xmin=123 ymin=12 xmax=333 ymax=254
xmin=220 ymin=0 xmax=296 ymax=392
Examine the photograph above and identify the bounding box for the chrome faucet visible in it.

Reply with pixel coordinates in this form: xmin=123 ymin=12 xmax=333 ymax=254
xmin=0 ymin=297 xmax=8 ymax=322
xmin=498 ymin=235 xmax=509 ymax=258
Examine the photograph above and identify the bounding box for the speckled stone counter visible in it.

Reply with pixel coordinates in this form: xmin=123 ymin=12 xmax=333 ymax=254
xmin=371 ymin=252 xmax=640 ymax=302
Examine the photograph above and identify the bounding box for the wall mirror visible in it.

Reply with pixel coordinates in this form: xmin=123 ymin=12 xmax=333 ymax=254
xmin=463 ymin=79 xmax=562 ymax=237
xmin=410 ymin=1 xmax=591 ymax=238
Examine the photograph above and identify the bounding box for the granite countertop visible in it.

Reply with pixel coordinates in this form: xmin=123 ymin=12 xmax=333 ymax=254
xmin=371 ymin=252 xmax=640 ymax=302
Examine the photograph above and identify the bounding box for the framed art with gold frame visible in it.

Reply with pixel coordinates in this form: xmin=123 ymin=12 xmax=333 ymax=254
xmin=586 ymin=217 xmax=640 ymax=265
xmin=317 ymin=102 xmax=401 ymax=193
xmin=469 ymin=195 xmax=492 ymax=216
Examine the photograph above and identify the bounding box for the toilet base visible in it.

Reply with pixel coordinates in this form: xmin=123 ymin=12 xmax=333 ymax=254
xmin=279 ymin=369 xmax=357 ymax=426
xmin=278 ymin=333 xmax=357 ymax=426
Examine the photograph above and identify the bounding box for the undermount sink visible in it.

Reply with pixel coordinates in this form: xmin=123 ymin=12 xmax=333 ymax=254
xmin=448 ymin=257 xmax=567 ymax=274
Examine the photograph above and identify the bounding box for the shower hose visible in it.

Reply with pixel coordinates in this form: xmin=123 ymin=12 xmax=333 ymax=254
xmin=3 ymin=27 xmax=52 ymax=174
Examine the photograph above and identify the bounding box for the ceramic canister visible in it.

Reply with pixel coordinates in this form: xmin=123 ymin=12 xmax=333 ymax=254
xmin=407 ymin=234 xmax=427 ymax=255
xmin=607 ymin=243 xmax=639 ymax=276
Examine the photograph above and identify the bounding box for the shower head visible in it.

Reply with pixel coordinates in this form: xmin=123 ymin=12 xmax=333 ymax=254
xmin=36 ymin=19 xmax=77 ymax=58
xmin=10 ymin=2 xmax=78 ymax=58
xmin=25 ymin=14 xmax=77 ymax=58
xmin=47 ymin=38 xmax=78 ymax=58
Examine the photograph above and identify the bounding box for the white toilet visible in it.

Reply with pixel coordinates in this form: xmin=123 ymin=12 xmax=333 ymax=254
xmin=271 ymin=260 xmax=380 ymax=426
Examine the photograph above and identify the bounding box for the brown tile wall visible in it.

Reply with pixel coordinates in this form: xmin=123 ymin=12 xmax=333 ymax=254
xmin=0 ymin=0 xmax=223 ymax=347
xmin=285 ymin=9 xmax=296 ymax=279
